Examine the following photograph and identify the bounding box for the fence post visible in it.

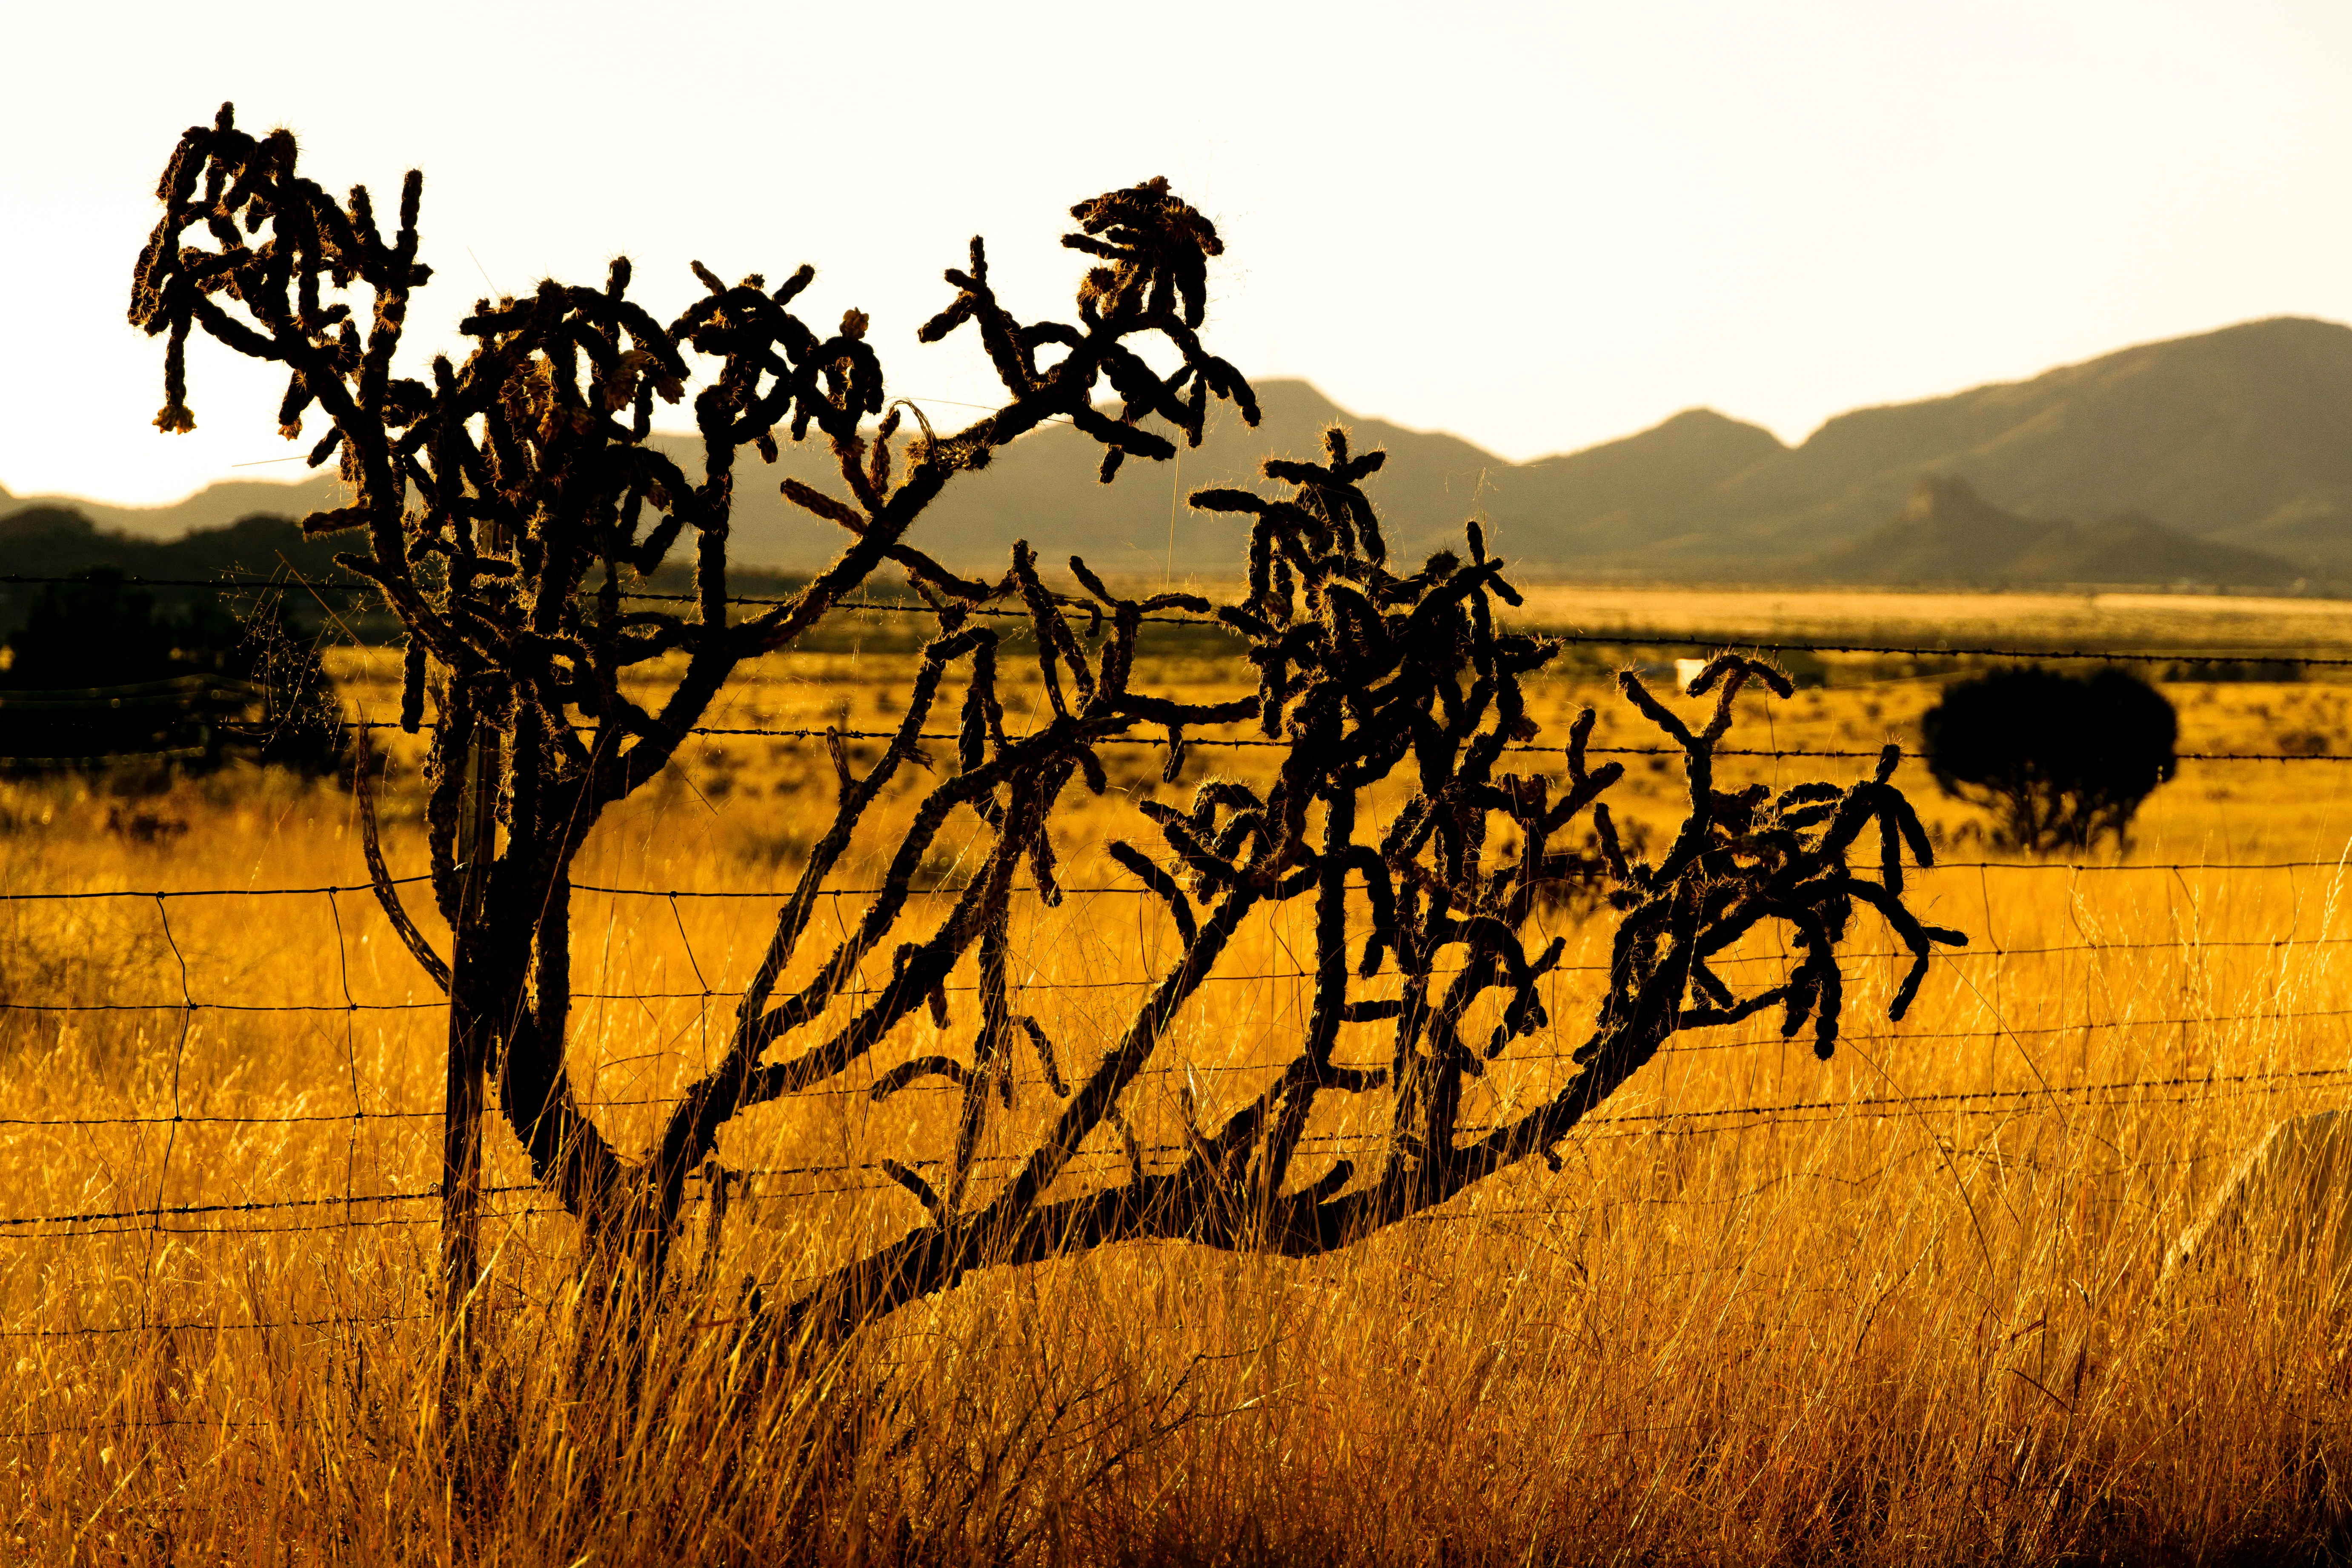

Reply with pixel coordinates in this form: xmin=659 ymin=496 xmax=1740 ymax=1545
xmin=439 ymin=539 xmax=501 ymax=1410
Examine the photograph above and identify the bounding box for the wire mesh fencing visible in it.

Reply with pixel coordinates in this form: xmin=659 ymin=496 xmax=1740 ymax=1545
xmin=4 ymin=604 xmax=2350 ymax=1448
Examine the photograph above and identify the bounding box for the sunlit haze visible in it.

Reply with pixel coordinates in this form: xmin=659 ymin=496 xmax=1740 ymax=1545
xmin=6 ymin=0 xmax=2349 ymax=507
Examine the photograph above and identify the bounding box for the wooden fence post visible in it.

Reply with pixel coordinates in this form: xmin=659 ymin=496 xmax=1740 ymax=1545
xmin=440 ymin=532 xmax=502 ymax=1408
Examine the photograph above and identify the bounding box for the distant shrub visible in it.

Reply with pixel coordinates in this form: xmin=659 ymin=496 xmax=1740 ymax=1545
xmin=1921 ymin=665 xmax=2177 ymax=853
xmin=0 ymin=567 xmax=346 ymax=777
xmin=3 ymin=568 xmax=212 ymax=689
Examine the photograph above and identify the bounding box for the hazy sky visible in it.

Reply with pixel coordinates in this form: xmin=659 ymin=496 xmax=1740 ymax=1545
xmin=5 ymin=1 xmax=2349 ymax=507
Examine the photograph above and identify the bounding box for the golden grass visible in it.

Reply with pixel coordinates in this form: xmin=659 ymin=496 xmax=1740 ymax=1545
xmin=9 ymin=601 xmax=2352 ymax=1564
xmin=1508 ymin=583 xmax=2352 ymax=655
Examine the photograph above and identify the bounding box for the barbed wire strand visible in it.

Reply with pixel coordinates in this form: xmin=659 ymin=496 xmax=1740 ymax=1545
xmin=6 ymin=1054 xmax=2346 ymax=1235
xmin=0 ymin=856 xmax=2343 ymax=906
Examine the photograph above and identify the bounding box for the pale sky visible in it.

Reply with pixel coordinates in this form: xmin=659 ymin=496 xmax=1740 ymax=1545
xmin=4 ymin=0 xmax=2349 ymax=508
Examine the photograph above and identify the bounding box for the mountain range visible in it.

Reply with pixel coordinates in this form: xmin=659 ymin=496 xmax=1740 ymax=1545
xmin=1807 ymin=475 xmax=2303 ymax=588
xmin=8 ymin=315 xmax=2349 ymax=587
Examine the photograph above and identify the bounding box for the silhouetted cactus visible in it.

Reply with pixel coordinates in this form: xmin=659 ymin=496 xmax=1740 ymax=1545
xmin=681 ymin=426 xmax=1967 ymax=1351
xmin=134 ymin=108 xmax=1968 ymax=1367
xmin=131 ymin=104 xmax=1257 ymax=1302
xmin=1920 ymin=666 xmax=2177 ymax=853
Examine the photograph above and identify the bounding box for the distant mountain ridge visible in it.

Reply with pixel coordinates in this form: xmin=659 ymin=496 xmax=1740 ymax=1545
xmin=1606 ymin=315 xmax=2352 ymax=577
xmin=10 ymin=315 xmax=2350 ymax=586
xmin=0 ymin=475 xmax=347 ymax=541
xmin=1805 ymin=475 xmax=2302 ymax=587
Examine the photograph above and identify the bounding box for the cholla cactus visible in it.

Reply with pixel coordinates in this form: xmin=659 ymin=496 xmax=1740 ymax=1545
xmin=132 ymin=107 xmax=1965 ymax=1360
xmin=730 ymin=429 xmax=1967 ymax=1347
xmin=131 ymin=104 xmax=1255 ymax=1294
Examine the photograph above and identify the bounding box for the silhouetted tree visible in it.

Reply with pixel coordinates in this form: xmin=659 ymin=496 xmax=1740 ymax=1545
xmin=1920 ymin=665 xmax=2177 ymax=853
xmin=0 ymin=567 xmax=344 ymax=775
xmin=4 ymin=568 xmax=187 ymax=689
xmin=132 ymin=106 xmax=1967 ymax=1369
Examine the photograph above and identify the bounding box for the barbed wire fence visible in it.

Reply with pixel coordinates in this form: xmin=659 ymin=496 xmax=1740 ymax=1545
xmin=6 ymin=580 xmax=2352 ymax=1445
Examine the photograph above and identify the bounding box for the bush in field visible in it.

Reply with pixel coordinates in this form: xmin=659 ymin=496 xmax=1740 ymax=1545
xmin=1920 ymin=665 xmax=2177 ymax=853
xmin=1 ymin=567 xmax=345 ymax=776
xmin=132 ymin=103 xmax=1966 ymax=1372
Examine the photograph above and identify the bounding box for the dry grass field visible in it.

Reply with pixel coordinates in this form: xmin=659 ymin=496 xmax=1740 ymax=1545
xmin=10 ymin=589 xmax=2352 ymax=1564
xmin=1509 ymin=584 xmax=2352 ymax=658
